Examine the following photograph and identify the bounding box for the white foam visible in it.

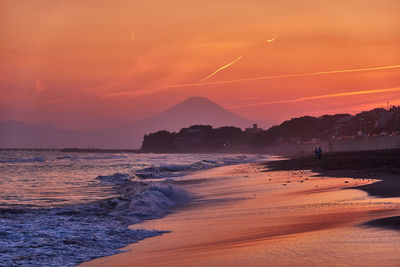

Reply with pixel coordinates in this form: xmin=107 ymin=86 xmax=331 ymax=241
xmin=0 ymin=179 xmax=191 ymax=266
xmin=0 ymin=152 xmax=266 ymax=266
xmin=125 ymin=183 xmax=192 ymax=218
xmin=135 ymin=155 xmax=266 ymax=179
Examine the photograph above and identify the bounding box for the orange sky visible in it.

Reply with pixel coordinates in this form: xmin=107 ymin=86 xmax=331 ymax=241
xmin=1 ymin=0 xmax=400 ymax=130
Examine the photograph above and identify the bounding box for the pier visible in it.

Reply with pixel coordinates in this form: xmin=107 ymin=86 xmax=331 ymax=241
xmin=0 ymin=148 xmax=62 ymax=152
xmin=0 ymin=148 xmax=141 ymax=153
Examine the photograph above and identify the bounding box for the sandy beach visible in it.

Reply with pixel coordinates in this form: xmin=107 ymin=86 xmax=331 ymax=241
xmin=81 ymin=152 xmax=400 ymax=267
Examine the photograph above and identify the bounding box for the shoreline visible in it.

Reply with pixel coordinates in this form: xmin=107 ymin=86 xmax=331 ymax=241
xmin=266 ymin=150 xmax=400 ymax=230
xmin=81 ymin=152 xmax=400 ymax=266
xmin=0 ymin=152 xmax=267 ymax=266
xmin=266 ymin=149 xmax=400 ymax=198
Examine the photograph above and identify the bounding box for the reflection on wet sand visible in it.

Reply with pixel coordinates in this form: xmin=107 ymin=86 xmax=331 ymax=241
xmin=82 ymin=164 xmax=400 ymax=267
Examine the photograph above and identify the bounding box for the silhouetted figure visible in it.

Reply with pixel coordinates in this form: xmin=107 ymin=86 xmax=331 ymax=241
xmin=314 ymin=148 xmax=318 ymax=159
xmin=317 ymin=147 xmax=322 ymax=159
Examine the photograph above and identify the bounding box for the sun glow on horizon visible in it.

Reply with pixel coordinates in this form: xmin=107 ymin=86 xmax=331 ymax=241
xmin=1 ymin=0 xmax=400 ymax=129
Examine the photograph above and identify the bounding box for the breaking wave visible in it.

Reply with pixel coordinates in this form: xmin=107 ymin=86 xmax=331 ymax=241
xmin=0 ymin=152 xmax=266 ymax=266
xmin=56 ymin=155 xmax=128 ymax=161
xmin=135 ymin=156 xmax=261 ymax=179
xmin=0 ymin=177 xmax=192 ymax=266
xmin=80 ymin=155 xmax=128 ymax=160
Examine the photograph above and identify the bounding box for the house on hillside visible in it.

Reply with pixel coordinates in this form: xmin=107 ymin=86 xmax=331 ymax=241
xmin=245 ymin=124 xmax=263 ymax=134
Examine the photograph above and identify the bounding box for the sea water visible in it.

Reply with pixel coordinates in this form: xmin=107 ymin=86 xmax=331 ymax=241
xmin=0 ymin=152 xmax=267 ymax=266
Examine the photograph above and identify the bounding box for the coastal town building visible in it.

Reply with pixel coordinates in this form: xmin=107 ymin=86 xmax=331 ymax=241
xmin=245 ymin=124 xmax=263 ymax=134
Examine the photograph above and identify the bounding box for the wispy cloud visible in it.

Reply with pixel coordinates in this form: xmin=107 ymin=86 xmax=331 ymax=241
xmin=199 ymin=56 xmax=242 ymax=82
xmin=229 ymin=86 xmax=400 ymax=109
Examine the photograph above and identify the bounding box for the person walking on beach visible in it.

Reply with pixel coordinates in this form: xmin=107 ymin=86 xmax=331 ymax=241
xmin=317 ymin=147 xmax=322 ymax=159
xmin=314 ymin=148 xmax=318 ymax=159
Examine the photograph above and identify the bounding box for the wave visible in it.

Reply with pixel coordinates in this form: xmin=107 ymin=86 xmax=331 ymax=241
xmin=55 ymin=154 xmax=128 ymax=161
xmin=0 ymin=156 xmax=45 ymax=163
xmin=135 ymin=155 xmax=265 ymax=179
xmin=95 ymin=173 xmax=133 ymax=185
xmin=80 ymin=155 xmax=128 ymax=160
xmin=56 ymin=155 xmax=77 ymax=160
xmin=0 ymin=153 xmax=265 ymax=266
xmin=135 ymin=162 xmax=210 ymax=179
xmin=0 ymin=178 xmax=191 ymax=266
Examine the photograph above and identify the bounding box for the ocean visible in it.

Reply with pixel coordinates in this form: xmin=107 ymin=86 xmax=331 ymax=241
xmin=0 ymin=152 xmax=267 ymax=266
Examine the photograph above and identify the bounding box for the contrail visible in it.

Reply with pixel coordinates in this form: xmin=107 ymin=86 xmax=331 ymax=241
xmin=131 ymin=27 xmax=135 ymax=41
xmin=194 ymin=64 xmax=400 ymax=87
xmin=199 ymin=56 xmax=242 ymax=82
xmin=103 ymin=64 xmax=400 ymax=98
xmin=267 ymin=37 xmax=276 ymax=43
xmin=229 ymin=86 xmax=400 ymax=109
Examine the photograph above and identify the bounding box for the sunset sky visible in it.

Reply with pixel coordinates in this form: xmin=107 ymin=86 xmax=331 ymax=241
xmin=1 ymin=0 xmax=400 ymax=130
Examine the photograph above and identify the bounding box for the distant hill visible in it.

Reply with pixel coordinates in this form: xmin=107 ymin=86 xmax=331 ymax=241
xmin=141 ymin=125 xmax=247 ymax=152
xmin=0 ymin=97 xmax=261 ymax=149
xmin=248 ymin=107 xmax=400 ymax=147
xmin=0 ymin=121 xmax=89 ymax=148
xmin=3 ymin=103 xmax=399 ymax=150
xmin=108 ymin=97 xmax=255 ymax=147
xmin=141 ymin=106 xmax=400 ymax=152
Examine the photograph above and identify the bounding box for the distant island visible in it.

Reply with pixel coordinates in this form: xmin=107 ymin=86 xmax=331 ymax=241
xmin=141 ymin=106 xmax=400 ymax=153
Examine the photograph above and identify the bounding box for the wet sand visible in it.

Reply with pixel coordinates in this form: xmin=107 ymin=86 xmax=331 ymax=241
xmin=267 ymin=149 xmax=400 ymax=230
xmin=267 ymin=149 xmax=400 ymax=198
xmin=81 ymin=160 xmax=400 ymax=266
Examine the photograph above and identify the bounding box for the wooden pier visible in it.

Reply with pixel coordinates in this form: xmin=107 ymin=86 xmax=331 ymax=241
xmin=0 ymin=148 xmax=141 ymax=153
xmin=0 ymin=148 xmax=62 ymax=152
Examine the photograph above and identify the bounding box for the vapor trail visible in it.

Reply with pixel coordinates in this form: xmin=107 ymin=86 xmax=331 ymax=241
xmin=199 ymin=56 xmax=242 ymax=82
xmin=229 ymin=86 xmax=400 ymax=109
xmin=194 ymin=64 xmax=400 ymax=87
xmin=131 ymin=27 xmax=135 ymax=41
xmin=267 ymin=37 xmax=276 ymax=43
xmin=103 ymin=64 xmax=400 ymax=98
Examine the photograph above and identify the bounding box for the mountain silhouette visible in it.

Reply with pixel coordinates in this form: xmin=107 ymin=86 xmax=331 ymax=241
xmin=0 ymin=97 xmax=262 ymax=149
xmin=132 ymin=96 xmax=252 ymax=131
xmin=102 ymin=97 xmax=255 ymax=148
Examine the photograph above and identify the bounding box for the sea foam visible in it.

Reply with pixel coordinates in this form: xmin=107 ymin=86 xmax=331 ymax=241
xmin=0 ymin=152 xmax=266 ymax=266
xmin=0 ymin=176 xmax=191 ymax=266
xmin=135 ymin=156 xmax=260 ymax=179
